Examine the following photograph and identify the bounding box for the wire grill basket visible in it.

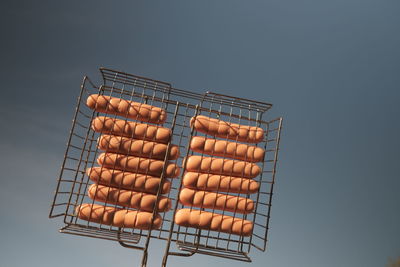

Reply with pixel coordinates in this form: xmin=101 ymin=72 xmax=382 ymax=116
xmin=49 ymin=67 xmax=283 ymax=266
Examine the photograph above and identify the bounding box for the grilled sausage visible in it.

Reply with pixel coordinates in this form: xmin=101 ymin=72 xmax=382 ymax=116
xmin=91 ymin=116 xmax=171 ymax=143
xmin=190 ymin=115 xmax=264 ymax=143
xmin=97 ymin=134 xmax=179 ymax=160
xmin=182 ymin=172 xmax=259 ymax=194
xmin=86 ymin=94 xmax=166 ymax=124
xmin=174 ymin=208 xmax=253 ymax=236
xmin=185 ymin=155 xmax=260 ymax=178
xmin=76 ymin=203 xmax=162 ymax=229
xmin=97 ymin=152 xmax=180 ymax=178
xmin=190 ymin=136 xmax=264 ymax=162
xmin=179 ymin=188 xmax=254 ymax=214
xmin=88 ymin=184 xmax=171 ymax=212
xmin=87 ymin=167 xmax=171 ymax=194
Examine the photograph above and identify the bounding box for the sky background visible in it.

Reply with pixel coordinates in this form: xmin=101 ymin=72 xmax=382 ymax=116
xmin=0 ymin=0 xmax=399 ymax=266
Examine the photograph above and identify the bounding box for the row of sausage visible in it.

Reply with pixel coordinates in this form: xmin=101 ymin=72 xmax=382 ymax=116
xmin=76 ymin=94 xmax=265 ymax=236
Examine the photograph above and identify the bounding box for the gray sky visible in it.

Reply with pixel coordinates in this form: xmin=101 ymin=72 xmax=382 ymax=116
xmin=1 ymin=0 xmax=399 ymax=266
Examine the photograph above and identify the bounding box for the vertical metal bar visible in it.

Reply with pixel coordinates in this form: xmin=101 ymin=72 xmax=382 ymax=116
xmin=245 ymin=110 xmax=266 ymax=253
xmin=161 ymin=104 xmax=201 ymax=267
xmin=140 ymin=103 xmax=180 ymax=267
xmin=261 ymin=118 xmax=283 ymax=251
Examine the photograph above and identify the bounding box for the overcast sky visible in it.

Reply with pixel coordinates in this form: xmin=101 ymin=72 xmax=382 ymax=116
xmin=0 ymin=0 xmax=399 ymax=267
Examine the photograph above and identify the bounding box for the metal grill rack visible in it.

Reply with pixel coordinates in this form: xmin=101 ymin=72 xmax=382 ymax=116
xmin=49 ymin=67 xmax=283 ymax=267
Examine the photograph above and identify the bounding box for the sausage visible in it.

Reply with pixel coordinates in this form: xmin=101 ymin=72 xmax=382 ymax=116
xmin=182 ymin=172 xmax=259 ymax=194
xmin=76 ymin=203 xmax=162 ymax=229
xmin=88 ymin=184 xmax=171 ymax=212
xmin=190 ymin=136 xmax=264 ymax=163
xmin=190 ymin=115 xmax=264 ymax=143
xmin=174 ymin=209 xmax=253 ymax=236
xmin=97 ymin=152 xmax=180 ymax=178
xmin=97 ymin=134 xmax=179 ymax=160
xmin=179 ymin=188 xmax=254 ymax=214
xmin=185 ymin=155 xmax=260 ymax=178
xmin=91 ymin=116 xmax=171 ymax=144
xmin=86 ymin=94 xmax=167 ymax=124
xmin=87 ymin=167 xmax=171 ymax=194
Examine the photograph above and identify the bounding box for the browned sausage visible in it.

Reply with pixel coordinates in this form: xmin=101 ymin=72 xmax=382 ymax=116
xmin=190 ymin=115 xmax=264 ymax=143
xmin=190 ymin=136 xmax=265 ymax=162
xmin=179 ymin=188 xmax=254 ymax=214
xmin=97 ymin=152 xmax=180 ymax=178
xmin=87 ymin=167 xmax=171 ymax=194
xmin=174 ymin=208 xmax=253 ymax=236
xmin=91 ymin=116 xmax=171 ymax=143
xmin=185 ymin=155 xmax=260 ymax=178
xmin=76 ymin=203 xmax=162 ymax=229
xmin=97 ymin=134 xmax=179 ymax=160
xmin=88 ymin=184 xmax=171 ymax=212
xmin=182 ymin=172 xmax=259 ymax=194
xmin=86 ymin=94 xmax=167 ymax=124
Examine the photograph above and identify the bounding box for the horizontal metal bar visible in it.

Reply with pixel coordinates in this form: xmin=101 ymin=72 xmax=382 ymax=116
xmin=62 ymin=167 xmax=85 ymax=173
xmin=77 ymin=109 xmax=92 ymax=119
xmin=254 ymin=222 xmax=267 ymax=228
xmin=71 ymin=133 xmax=85 ymax=140
xmin=75 ymin=121 xmax=88 ymax=129
xmin=52 ymin=203 xmax=69 ymax=207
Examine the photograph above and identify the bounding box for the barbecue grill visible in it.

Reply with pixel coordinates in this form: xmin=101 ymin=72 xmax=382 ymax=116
xmin=49 ymin=67 xmax=283 ymax=267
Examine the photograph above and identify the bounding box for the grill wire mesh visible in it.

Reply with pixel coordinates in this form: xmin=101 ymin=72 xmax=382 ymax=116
xmin=49 ymin=68 xmax=283 ymax=266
